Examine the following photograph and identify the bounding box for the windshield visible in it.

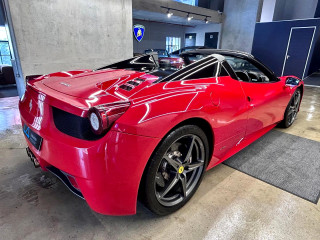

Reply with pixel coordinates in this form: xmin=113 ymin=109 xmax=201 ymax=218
xmin=225 ymin=56 xmax=259 ymax=72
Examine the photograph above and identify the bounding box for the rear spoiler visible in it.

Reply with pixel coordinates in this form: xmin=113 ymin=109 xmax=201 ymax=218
xmin=25 ymin=74 xmax=43 ymax=82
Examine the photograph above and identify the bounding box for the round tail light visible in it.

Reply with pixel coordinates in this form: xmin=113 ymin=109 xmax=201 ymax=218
xmin=88 ymin=101 xmax=130 ymax=135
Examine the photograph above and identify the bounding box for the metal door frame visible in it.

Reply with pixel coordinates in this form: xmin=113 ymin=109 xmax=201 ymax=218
xmin=281 ymin=26 xmax=316 ymax=79
xmin=185 ymin=33 xmax=196 ymax=47
xmin=1 ymin=0 xmax=25 ymax=97
xmin=204 ymin=32 xmax=219 ymax=49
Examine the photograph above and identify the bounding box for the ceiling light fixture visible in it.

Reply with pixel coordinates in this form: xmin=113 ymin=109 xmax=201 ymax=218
xmin=167 ymin=9 xmax=173 ymax=18
xmin=160 ymin=6 xmax=213 ymax=23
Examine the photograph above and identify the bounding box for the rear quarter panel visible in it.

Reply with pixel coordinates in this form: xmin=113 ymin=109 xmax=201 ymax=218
xmin=112 ymin=76 xmax=249 ymax=166
xmin=113 ymin=80 xmax=214 ymax=138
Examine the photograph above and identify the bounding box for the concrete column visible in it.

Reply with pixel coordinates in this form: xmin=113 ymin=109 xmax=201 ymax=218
xmin=220 ymin=0 xmax=263 ymax=53
xmin=260 ymin=0 xmax=277 ymax=22
xmin=273 ymin=0 xmax=318 ymax=21
xmin=7 ymin=0 xmax=133 ymax=91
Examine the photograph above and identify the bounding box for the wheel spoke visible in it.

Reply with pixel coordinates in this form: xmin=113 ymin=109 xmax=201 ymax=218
xmin=184 ymin=136 xmax=195 ymax=163
xmin=164 ymin=155 xmax=180 ymax=171
xmin=185 ymin=160 xmax=204 ymax=173
xmin=180 ymin=174 xmax=187 ymax=198
xmin=294 ymin=93 xmax=300 ymax=106
xmin=155 ymin=134 xmax=205 ymax=207
xmin=160 ymin=174 xmax=179 ymax=198
xmin=293 ymin=94 xmax=297 ymax=105
xmin=288 ymin=109 xmax=297 ymax=124
xmin=295 ymin=98 xmax=300 ymax=109
xmin=288 ymin=107 xmax=295 ymax=116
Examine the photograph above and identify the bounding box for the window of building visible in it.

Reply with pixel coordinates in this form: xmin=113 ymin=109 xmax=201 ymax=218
xmin=166 ymin=37 xmax=181 ymax=53
xmin=0 ymin=27 xmax=12 ymax=66
xmin=173 ymin=0 xmax=198 ymax=6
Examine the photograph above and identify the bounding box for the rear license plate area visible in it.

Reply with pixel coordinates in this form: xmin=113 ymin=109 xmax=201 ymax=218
xmin=23 ymin=124 xmax=43 ymax=150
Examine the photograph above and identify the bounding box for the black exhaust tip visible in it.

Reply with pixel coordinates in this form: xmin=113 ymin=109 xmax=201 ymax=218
xmin=26 ymin=147 xmax=40 ymax=168
xmin=26 ymin=147 xmax=31 ymax=157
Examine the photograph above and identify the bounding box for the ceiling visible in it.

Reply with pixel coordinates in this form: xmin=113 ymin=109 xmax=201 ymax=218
xmin=133 ymin=9 xmax=214 ymax=26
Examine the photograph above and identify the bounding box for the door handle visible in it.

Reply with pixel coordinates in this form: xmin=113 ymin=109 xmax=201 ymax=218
xmin=247 ymin=96 xmax=255 ymax=108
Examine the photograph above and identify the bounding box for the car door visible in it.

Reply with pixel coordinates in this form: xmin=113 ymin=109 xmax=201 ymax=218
xmin=240 ymin=80 xmax=289 ymax=136
xmin=175 ymin=58 xmax=248 ymax=160
xmin=226 ymin=57 xmax=289 ymax=137
xmin=209 ymin=64 xmax=248 ymax=160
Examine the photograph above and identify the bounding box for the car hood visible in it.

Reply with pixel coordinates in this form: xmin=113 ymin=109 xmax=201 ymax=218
xmin=40 ymin=69 xmax=158 ymax=101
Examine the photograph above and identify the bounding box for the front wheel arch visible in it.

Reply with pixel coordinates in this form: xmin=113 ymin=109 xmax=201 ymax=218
xmin=280 ymin=88 xmax=302 ymax=128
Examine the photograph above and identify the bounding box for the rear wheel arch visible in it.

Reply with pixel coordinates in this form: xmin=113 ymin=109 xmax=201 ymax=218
xmin=138 ymin=117 xmax=215 ymax=201
xmin=169 ymin=118 xmax=214 ymax=164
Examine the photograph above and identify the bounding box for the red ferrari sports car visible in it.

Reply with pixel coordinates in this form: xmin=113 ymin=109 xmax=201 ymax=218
xmin=19 ymin=49 xmax=303 ymax=216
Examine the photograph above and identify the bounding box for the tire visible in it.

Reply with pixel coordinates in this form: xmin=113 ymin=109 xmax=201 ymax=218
xmin=141 ymin=125 xmax=209 ymax=216
xmin=280 ymin=89 xmax=302 ymax=128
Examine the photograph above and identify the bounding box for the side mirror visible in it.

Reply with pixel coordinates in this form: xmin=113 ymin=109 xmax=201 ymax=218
xmin=285 ymin=77 xmax=300 ymax=86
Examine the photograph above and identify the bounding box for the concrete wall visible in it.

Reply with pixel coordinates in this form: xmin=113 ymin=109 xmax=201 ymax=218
xmin=273 ymin=0 xmax=318 ymax=21
xmin=133 ymin=19 xmax=187 ymax=53
xmin=185 ymin=23 xmax=222 ymax=47
xmin=8 ymin=0 xmax=133 ymax=77
xmin=220 ymin=0 xmax=263 ymax=53
xmin=133 ymin=0 xmax=222 ymax=24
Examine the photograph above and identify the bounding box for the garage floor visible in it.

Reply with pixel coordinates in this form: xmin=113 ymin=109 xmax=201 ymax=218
xmin=0 ymin=86 xmax=319 ymax=240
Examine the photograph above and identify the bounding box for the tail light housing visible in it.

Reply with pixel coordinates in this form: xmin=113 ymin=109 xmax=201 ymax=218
xmin=88 ymin=101 xmax=130 ymax=135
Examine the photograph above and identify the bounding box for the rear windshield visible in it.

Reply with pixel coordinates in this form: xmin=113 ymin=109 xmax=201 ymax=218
xmin=145 ymin=49 xmax=169 ymax=57
xmin=181 ymin=53 xmax=209 ymax=66
xmin=97 ymin=55 xmax=157 ymax=72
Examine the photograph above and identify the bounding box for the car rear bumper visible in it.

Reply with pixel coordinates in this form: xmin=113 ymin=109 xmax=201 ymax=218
xmin=19 ymin=89 xmax=161 ymax=215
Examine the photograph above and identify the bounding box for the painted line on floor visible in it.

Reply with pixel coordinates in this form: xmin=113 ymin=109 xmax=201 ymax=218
xmin=304 ymin=84 xmax=320 ymax=88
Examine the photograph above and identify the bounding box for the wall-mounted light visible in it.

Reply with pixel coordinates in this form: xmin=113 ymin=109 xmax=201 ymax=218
xmin=204 ymin=17 xmax=209 ymax=24
xmin=187 ymin=13 xmax=193 ymax=21
xmin=167 ymin=9 xmax=173 ymax=18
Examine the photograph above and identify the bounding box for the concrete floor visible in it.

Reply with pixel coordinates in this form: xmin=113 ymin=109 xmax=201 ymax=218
xmin=0 ymin=86 xmax=319 ymax=240
xmin=304 ymin=72 xmax=320 ymax=87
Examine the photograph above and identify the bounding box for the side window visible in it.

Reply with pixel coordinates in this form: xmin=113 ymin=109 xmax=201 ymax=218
xmin=222 ymin=61 xmax=238 ymax=79
xmin=161 ymin=56 xmax=217 ymax=82
xmin=183 ymin=62 xmax=218 ymax=80
xmin=219 ymin=65 xmax=229 ymax=77
xmin=225 ymin=57 xmax=272 ymax=83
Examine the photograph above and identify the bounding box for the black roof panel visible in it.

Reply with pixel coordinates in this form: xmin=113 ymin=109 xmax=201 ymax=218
xmin=180 ymin=49 xmax=254 ymax=59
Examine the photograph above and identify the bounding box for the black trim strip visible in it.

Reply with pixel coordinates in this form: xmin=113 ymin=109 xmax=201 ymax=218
xmin=46 ymin=166 xmax=84 ymax=199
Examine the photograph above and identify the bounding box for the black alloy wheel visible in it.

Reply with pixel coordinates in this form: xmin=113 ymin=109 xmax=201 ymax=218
xmin=141 ymin=125 xmax=209 ymax=215
xmin=282 ymin=89 xmax=301 ymax=128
